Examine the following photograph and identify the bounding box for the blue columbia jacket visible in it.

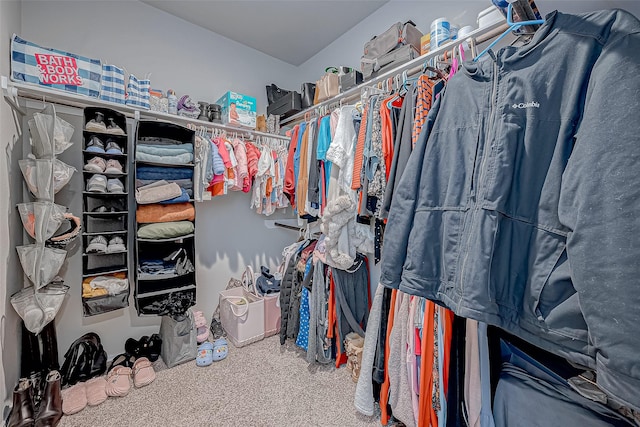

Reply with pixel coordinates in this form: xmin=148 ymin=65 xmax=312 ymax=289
xmin=380 ymin=9 xmax=640 ymax=411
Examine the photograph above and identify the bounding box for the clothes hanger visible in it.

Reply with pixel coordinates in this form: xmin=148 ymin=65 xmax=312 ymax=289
xmin=474 ymin=2 xmax=545 ymax=62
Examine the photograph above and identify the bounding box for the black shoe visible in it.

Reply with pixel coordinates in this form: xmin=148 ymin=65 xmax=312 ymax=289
xmin=34 ymin=371 xmax=62 ymax=427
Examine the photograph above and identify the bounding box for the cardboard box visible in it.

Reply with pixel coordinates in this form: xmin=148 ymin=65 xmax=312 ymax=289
xmin=421 ymin=34 xmax=431 ymax=55
xmin=215 ymin=91 xmax=257 ymax=129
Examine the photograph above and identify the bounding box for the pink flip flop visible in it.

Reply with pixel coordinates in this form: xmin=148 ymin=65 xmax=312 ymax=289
xmin=105 ymin=366 xmax=131 ymax=397
xmin=132 ymin=357 xmax=156 ymax=388
xmin=85 ymin=376 xmax=108 ymax=406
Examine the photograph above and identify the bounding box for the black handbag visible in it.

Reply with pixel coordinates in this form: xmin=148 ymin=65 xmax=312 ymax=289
xmin=266 ymin=84 xmax=291 ymax=105
xmin=59 ymin=332 xmax=107 ymax=386
xmin=301 ymin=83 xmax=316 ymax=109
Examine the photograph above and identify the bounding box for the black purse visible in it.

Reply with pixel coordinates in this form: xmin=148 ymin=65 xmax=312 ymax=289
xmin=301 ymin=83 xmax=316 ymax=109
xmin=60 ymin=332 xmax=107 ymax=386
xmin=266 ymin=84 xmax=291 ymax=105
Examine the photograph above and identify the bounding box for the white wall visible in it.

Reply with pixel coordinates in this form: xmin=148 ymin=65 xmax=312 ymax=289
xmin=0 ymin=0 xmax=23 ymax=418
xmin=18 ymin=0 xmax=299 ymax=361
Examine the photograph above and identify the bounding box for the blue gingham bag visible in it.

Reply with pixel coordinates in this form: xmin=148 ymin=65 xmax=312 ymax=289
xmin=100 ymin=64 xmax=126 ymax=104
xmin=11 ymin=34 xmax=101 ymax=98
xmin=125 ymin=74 xmax=150 ymax=110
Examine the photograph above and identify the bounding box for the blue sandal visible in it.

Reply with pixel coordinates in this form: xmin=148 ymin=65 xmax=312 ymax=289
xmin=196 ymin=342 xmax=213 ymax=367
xmin=212 ymin=338 xmax=228 ymax=361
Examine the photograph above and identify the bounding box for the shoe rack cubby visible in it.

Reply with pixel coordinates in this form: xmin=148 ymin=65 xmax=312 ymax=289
xmin=134 ymin=121 xmax=196 ymax=316
xmin=81 ymin=107 xmax=131 ymax=316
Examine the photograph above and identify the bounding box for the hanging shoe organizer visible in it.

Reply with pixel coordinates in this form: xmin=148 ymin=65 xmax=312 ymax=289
xmin=134 ymin=120 xmax=197 ymax=315
xmin=12 ymin=104 xmax=74 ymax=334
xmin=81 ymin=107 xmax=131 ymax=316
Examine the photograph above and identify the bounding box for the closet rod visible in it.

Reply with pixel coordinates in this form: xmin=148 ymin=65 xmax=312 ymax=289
xmin=1 ymin=76 xmax=290 ymax=141
xmin=280 ymin=20 xmax=509 ymax=126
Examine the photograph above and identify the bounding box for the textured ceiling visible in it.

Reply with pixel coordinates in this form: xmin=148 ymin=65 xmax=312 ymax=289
xmin=141 ymin=0 xmax=389 ymax=66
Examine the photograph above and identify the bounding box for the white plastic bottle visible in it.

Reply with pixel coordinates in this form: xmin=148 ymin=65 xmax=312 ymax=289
xmin=167 ymin=89 xmax=178 ymax=115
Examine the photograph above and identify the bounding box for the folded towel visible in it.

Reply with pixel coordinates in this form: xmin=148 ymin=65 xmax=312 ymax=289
xmin=136 ymin=178 xmax=193 ymax=190
xmin=137 ymin=203 xmax=195 ymax=223
xmin=159 ymin=188 xmax=190 ymax=204
xmin=136 ymin=166 xmax=193 ymax=180
xmin=136 ymin=180 xmax=182 ymax=204
xmin=137 ymin=143 xmax=194 ymax=155
xmin=136 ymin=151 xmax=194 ymax=165
xmin=137 ymin=221 xmax=194 ymax=240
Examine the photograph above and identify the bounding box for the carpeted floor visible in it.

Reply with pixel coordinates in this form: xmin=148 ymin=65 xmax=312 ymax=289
xmin=59 ymin=335 xmax=378 ymax=427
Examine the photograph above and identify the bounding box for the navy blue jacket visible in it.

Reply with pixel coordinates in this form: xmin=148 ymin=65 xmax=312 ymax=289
xmin=380 ymin=9 xmax=640 ymax=411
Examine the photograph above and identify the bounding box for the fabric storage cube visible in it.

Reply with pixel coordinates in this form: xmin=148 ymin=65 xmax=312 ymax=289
xmin=219 ymin=287 xmax=264 ymax=347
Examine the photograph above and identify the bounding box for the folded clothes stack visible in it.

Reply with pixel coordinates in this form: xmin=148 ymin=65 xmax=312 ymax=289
xmin=136 ymin=203 xmax=195 ymax=224
xmin=137 ymin=221 xmax=194 ymax=240
xmin=136 ymin=166 xmax=193 ymax=181
xmin=135 ymin=180 xmax=182 ymax=204
xmin=138 ymin=248 xmax=194 ymax=280
xmin=82 ymin=272 xmax=128 ymax=298
xmin=136 ymin=178 xmax=193 ymax=197
xmin=136 ymin=143 xmax=194 ymax=166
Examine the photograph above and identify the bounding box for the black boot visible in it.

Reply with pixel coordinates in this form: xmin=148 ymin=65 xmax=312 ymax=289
xmin=39 ymin=322 xmax=60 ymax=373
xmin=34 ymin=371 xmax=62 ymax=427
xmin=7 ymin=378 xmax=35 ymax=427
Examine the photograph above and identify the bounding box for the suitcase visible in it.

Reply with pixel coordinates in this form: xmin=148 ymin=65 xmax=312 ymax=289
xmin=363 ymin=44 xmax=419 ymax=80
xmin=266 ymin=91 xmax=302 ymax=119
xmin=339 ymin=70 xmax=363 ymax=92
xmin=362 ymin=21 xmax=423 ymax=61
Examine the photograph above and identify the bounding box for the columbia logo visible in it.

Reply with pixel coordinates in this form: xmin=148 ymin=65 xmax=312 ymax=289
xmin=512 ymin=101 xmax=540 ymax=109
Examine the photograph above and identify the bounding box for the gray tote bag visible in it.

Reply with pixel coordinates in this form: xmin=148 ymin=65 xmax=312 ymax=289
xmin=159 ymin=309 xmax=196 ymax=368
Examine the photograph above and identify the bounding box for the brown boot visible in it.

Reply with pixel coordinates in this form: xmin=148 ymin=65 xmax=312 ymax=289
xmin=34 ymin=371 xmax=62 ymax=427
xmin=7 ymin=378 xmax=35 ymax=427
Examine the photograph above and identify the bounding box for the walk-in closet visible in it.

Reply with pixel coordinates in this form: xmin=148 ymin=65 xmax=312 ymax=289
xmin=2 ymin=0 xmax=640 ymax=426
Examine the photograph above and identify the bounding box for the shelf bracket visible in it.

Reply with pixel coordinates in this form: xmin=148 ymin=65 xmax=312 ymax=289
xmin=1 ymin=75 xmax=26 ymax=115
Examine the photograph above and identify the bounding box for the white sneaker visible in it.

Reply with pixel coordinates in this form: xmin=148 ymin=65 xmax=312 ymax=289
xmin=107 ymin=178 xmax=125 ymax=193
xmin=87 ymin=235 xmax=108 ymax=253
xmin=85 ymin=112 xmax=107 ymax=132
xmin=86 ymin=174 xmax=107 ymax=193
xmin=83 ymin=157 xmax=106 ymax=173
xmin=106 ymin=118 xmax=126 ymax=135
xmin=104 ymin=159 xmax=123 ymax=174
xmin=106 ymin=236 xmax=126 ymax=253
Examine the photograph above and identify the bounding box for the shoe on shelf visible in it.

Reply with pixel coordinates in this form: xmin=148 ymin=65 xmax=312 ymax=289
xmin=85 ymin=112 xmax=107 ymax=132
xmin=86 ymin=236 xmax=108 ymax=254
xmin=104 ymin=159 xmax=123 ymax=174
xmin=85 ymin=136 xmax=106 ymax=153
xmin=105 ymin=118 xmax=126 ymax=135
xmin=86 ymin=174 xmax=107 ymax=193
xmin=107 ymin=178 xmax=125 ymax=194
xmin=83 ymin=156 xmax=106 ymax=173
xmin=106 ymin=236 xmax=126 ymax=253
xmin=105 ymin=140 xmax=123 ymax=155
xmin=92 ymin=205 xmax=119 ymax=213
